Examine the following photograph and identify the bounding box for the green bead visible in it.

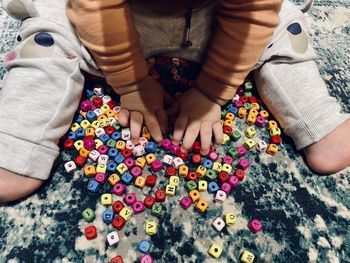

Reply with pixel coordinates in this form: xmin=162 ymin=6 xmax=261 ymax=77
xmin=244 ymin=91 xmax=252 ymax=97
xmin=151 ymin=203 xmax=163 ymax=217
xmin=244 ymin=82 xmax=253 ymax=90
xmin=106 ymin=139 xmax=116 ymax=148
xmin=221 ymin=110 xmax=227 ymax=119
xmin=231 ymin=130 xmax=241 ymax=142
xmin=243 ymin=103 xmax=252 ymax=110
xmin=82 ymin=208 xmax=95 ymax=223
xmin=205 ymin=169 xmax=217 ymax=181
xmin=112 ymin=123 xmax=120 ymax=131
xmin=185 ymin=181 xmax=197 ymax=192
xmin=228 ymin=148 xmax=239 ymax=159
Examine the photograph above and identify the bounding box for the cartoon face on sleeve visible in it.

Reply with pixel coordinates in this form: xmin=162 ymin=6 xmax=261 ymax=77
xmin=287 ymin=22 xmax=308 ymax=54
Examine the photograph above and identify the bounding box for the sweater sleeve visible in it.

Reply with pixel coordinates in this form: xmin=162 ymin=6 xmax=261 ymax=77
xmin=196 ymin=0 xmax=282 ymax=105
xmin=66 ymin=0 xmax=149 ymax=94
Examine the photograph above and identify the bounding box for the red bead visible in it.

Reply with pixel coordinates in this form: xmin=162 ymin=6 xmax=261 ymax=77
xmin=235 ymin=169 xmax=245 ymax=181
xmin=121 ymin=148 xmax=133 ymax=158
xmin=249 ymin=96 xmax=257 ymax=104
xmin=143 ymin=195 xmax=156 ymax=209
xmin=112 ymin=200 xmax=125 ymax=214
xmin=84 ymin=226 xmax=97 ymax=240
xmin=186 ymin=171 xmax=198 ymax=181
xmin=192 ymin=141 xmax=201 ymax=153
xmin=177 ymin=151 xmax=188 ymax=161
xmin=107 ymin=100 xmax=117 ymax=110
xmin=145 ymin=175 xmax=157 ymax=188
xmin=270 ymin=135 xmax=282 ymax=145
xmin=191 ymin=154 xmax=202 ymax=165
xmin=240 ymin=96 xmax=249 ymax=103
xmin=92 ymin=97 xmax=103 ymax=107
xmin=223 ymin=126 xmax=233 ymax=136
xmin=155 ymin=189 xmax=166 ymax=202
xmin=105 ymin=126 xmax=116 ymax=136
xmin=217 ymin=171 xmax=229 ymax=183
xmin=110 ymin=256 xmax=124 ymax=263
xmin=63 ymin=138 xmax=75 ymax=150
xmin=165 ymin=166 xmax=177 ymax=178
xmin=112 ymin=215 xmax=125 ymax=231
xmin=74 ymin=155 xmax=86 ymax=167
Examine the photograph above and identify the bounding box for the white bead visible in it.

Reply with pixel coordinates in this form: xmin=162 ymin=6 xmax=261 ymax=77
xmin=102 ymin=95 xmax=112 ymax=104
xmin=64 ymin=161 xmax=76 ymax=173
xmin=126 ymin=140 xmax=135 ymax=150
xmin=109 ymin=117 xmax=117 ymax=126
xmin=93 ymin=85 xmax=104 ymax=96
xmin=212 ymin=217 xmax=225 ymax=232
xmin=172 ymin=157 xmax=184 ymax=169
xmin=113 ymin=106 xmax=121 ymax=114
xmin=93 ymin=108 xmax=103 ymax=117
xmin=139 ymin=137 xmax=148 ymax=147
xmin=95 ymin=128 xmax=105 ymax=138
xmin=106 ymin=231 xmax=119 ymax=246
xmin=88 ymin=150 xmax=100 ymax=162
xmin=98 ymin=154 xmax=109 ymax=164
xmin=133 ymin=145 xmax=145 ymax=157
xmin=256 ymin=140 xmax=267 ymax=152
xmin=215 ymin=190 xmax=227 ymax=203
xmin=162 ymin=155 xmax=174 ymax=166
xmin=121 ymin=129 xmax=131 ymax=141
xmin=232 ymin=94 xmax=240 ymax=102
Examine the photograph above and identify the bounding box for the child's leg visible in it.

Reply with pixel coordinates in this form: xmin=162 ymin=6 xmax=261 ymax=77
xmin=254 ymin=0 xmax=350 ymax=174
xmin=0 ymin=0 xmax=96 ymax=203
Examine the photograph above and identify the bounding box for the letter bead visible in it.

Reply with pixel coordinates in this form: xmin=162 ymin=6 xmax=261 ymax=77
xmin=140 ymin=254 xmax=154 ymax=263
xmin=248 ymin=219 xmax=263 ymax=234
xmin=145 ymin=220 xmax=158 ymax=235
xmin=162 ymin=155 xmax=174 ymax=166
xmin=225 ymin=213 xmax=237 ymax=225
xmin=212 ymin=217 xmax=226 ymax=231
xmin=132 ymin=201 xmax=145 ymax=214
xmin=241 ymin=250 xmax=255 ymax=263
xmin=172 ymin=157 xmax=184 ymax=168
xmin=110 ymin=255 xmax=124 ymax=263
xmin=208 ymin=242 xmax=222 ymax=258
xmin=165 ymin=184 xmax=176 ymax=197
xmin=84 ymin=226 xmax=97 ymax=240
xmin=178 ymin=165 xmax=189 ymax=178
xmin=143 ymin=195 xmax=156 ymax=209
xmin=215 ymin=190 xmax=227 ymax=203
xmin=102 ymin=210 xmax=115 ymax=224
xmin=198 ymin=180 xmax=208 ymax=192
xmin=107 ymin=231 xmax=120 ymax=246
xmin=134 ymin=176 xmax=146 ymax=189
xmin=169 ymin=176 xmax=180 ymax=187
xmin=180 ymin=196 xmax=193 ymax=209
xmin=82 ymin=208 xmax=95 ymax=223
xmin=124 ymin=193 xmax=137 ymax=205
xmin=138 ymin=240 xmax=152 ymax=254
xmin=256 ymin=140 xmax=268 ymax=152
xmin=195 ymin=199 xmax=208 ymax=213
xmin=101 ymin=193 xmax=113 ymax=206
xmin=266 ymin=144 xmax=279 ymax=155
xmin=64 ymin=161 xmax=77 ymax=173
xmin=151 ymin=203 xmax=163 ymax=217
xmin=119 ymin=207 xmax=133 ymax=221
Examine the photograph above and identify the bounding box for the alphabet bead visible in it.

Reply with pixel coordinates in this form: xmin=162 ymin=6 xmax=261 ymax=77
xmin=256 ymin=140 xmax=268 ymax=152
xmin=241 ymin=250 xmax=255 ymax=263
xmin=145 ymin=220 xmax=158 ymax=235
xmin=231 ymin=130 xmax=241 ymax=142
xmin=228 ymin=176 xmax=239 ymax=188
xmin=208 ymin=182 xmax=220 ymax=193
xmin=101 ymin=193 xmax=113 ymax=206
xmin=212 ymin=217 xmax=225 ymax=231
xmin=145 ymin=175 xmax=157 ymax=188
xmin=266 ymin=120 xmax=277 ymax=130
xmin=110 ymin=255 xmax=123 ymax=263
xmin=134 ymin=176 xmax=146 ymax=189
xmin=119 ymin=207 xmax=133 ymax=221
xmin=155 ymin=189 xmax=166 ymax=202
xmin=169 ymin=176 xmax=180 ymax=187
xmin=248 ymin=219 xmax=263 ymax=234
xmin=270 ymin=127 xmax=281 ymax=136
xmin=185 ymin=181 xmax=197 ymax=192
xmin=178 ymin=165 xmax=189 ymax=178
xmin=266 ymin=144 xmax=279 ymax=155
xmin=84 ymin=226 xmax=97 ymax=240
xmin=64 ymin=161 xmax=77 ymax=173
xmin=140 ymin=254 xmax=154 ymax=263
xmin=237 ymin=158 xmax=250 ymax=170
xmin=143 ymin=195 xmax=156 ymax=209
xmin=133 ymin=145 xmax=145 ymax=156
xmin=225 ymin=213 xmax=237 ymax=225
xmin=212 ymin=162 xmax=222 ymax=173
xmin=87 ymin=180 xmax=100 ymax=193
xmin=130 ymin=166 xmax=142 ymax=178
xmin=116 ymin=163 xmax=128 ymax=175
xmin=108 ymin=174 xmax=120 ymax=186
xmin=82 ymin=208 xmax=95 ymax=222
xmin=244 ymin=139 xmax=256 ymax=150
xmin=151 ymin=160 xmax=162 ymax=172
xmin=151 ymin=203 xmax=163 ymax=217
xmin=215 ymin=190 xmax=227 ymax=203
xmin=208 ymin=242 xmax=222 ymax=258
xmin=245 ymin=126 xmax=256 ymax=138
xmin=172 ymin=157 xmax=184 ymax=168
xmin=124 ymin=193 xmax=137 ymax=205
xmin=198 ymin=180 xmax=208 ymax=191
xmin=196 ymin=165 xmax=207 ymax=178
xmin=102 ymin=210 xmax=115 ymax=224
xmin=146 ymin=153 xmax=156 ymax=164
xmin=162 ymin=155 xmax=173 ymax=166
xmin=112 ymin=183 xmax=126 ymax=196
xmin=135 ymin=157 xmax=146 ymax=168
xmin=195 ymin=199 xmax=208 ymax=213
xmin=112 ymin=200 xmax=125 ymax=214
xmin=138 ymin=240 xmax=152 ymax=253
xmin=98 ymin=155 xmax=109 ymax=165
xmin=132 ymin=201 xmax=145 ymax=214
xmin=106 ymin=231 xmax=120 ymax=246
xmin=180 ymin=196 xmax=193 ymax=209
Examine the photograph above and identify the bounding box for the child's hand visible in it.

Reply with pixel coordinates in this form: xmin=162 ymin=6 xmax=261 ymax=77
xmin=117 ymin=76 xmax=168 ymax=144
xmin=168 ymin=88 xmax=223 ymax=155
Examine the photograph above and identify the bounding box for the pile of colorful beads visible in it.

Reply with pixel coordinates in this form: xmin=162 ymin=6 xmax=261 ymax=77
xmin=62 ymin=56 xmax=282 ymax=262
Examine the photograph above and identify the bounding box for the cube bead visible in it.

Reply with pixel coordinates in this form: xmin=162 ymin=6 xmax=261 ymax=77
xmin=151 ymin=203 xmax=163 ymax=217
xmin=225 ymin=213 xmax=237 ymax=225
xmin=84 ymin=226 xmax=97 ymax=240
xmin=82 ymin=208 xmax=95 ymax=223
xmin=266 ymin=144 xmax=279 ymax=155
xmin=138 ymin=240 xmax=152 ymax=253
xmin=107 ymin=231 xmax=120 ymax=246
xmin=132 ymin=201 xmax=145 ymax=214
xmin=241 ymin=250 xmax=255 ymax=263
xmin=208 ymin=242 xmax=222 ymax=258
xmin=145 ymin=220 xmax=158 ymax=235
xmin=101 ymin=193 xmax=113 ymax=206
xmin=248 ymin=219 xmax=263 ymax=234
xmin=215 ymin=190 xmax=227 ymax=203
xmin=196 ymin=199 xmax=208 ymax=213
xmin=212 ymin=217 xmax=226 ymax=231
xmin=166 ymin=184 xmax=176 ymax=197
xmin=180 ymin=196 xmax=193 ymax=209
xmin=198 ymin=180 xmax=208 ymax=192
xmin=119 ymin=207 xmax=133 ymax=221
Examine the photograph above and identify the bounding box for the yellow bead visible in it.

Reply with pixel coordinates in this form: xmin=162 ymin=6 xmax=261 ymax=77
xmin=245 ymin=126 xmax=257 ymax=138
xmin=94 ymin=139 xmax=103 ymax=149
xmin=266 ymin=144 xmax=279 ymax=155
xmin=91 ymin=120 xmax=100 ymax=129
xmin=208 ymin=242 xmax=222 ymax=258
xmin=248 ymin=108 xmax=259 ymax=117
xmin=267 ymin=120 xmax=278 ymax=130
xmin=196 ymin=165 xmax=207 ymax=178
xmin=225 ymin=112 xmax=235 ymax=121
xmin=116 ymin=140 xmax=126 ymax=150
xmin=105 ymin=109 xmax=115 ymax=118
xmin=119 ymin=207 xmax=133 ymax=221
xmin=71 ymin=122 xmax=81 ymax=132
xmin=79 ymin=147 xmax=90 ymax=158
xmin=241 ymin=250 xmax=255 ymax=263
xmin=96 ymin=163 xmax=107 ymax=174
xmin=244 ymin=139 xmax=256 ymax=150
xmin=145 ymin=220 xmax=158 ymax=235
xmin=134 ymin=176 xmax=146 ymax=189
xmin=225 ymin=213 xmax=236 ymax=225
xmin=189 ymin=190 xmax=200 ymax=202
xmin=80 ymin=111 xmax=86 ymax=118
xmin=117 ymin=163 xmax=128 ymax=175
xmin=212 ymin=162 xmax=222 ymax=173
xmin=178 ymin=165 xmax=189 ymax=178
xmin=99 ymin=119 xmax=110 ymax=128
xmin=221 ymin=163 xmax=232 ymax=174
xmin=108 ymin=174 xmax=120 ymax=186
xmin=245 ymin=114 xmax=256 ymax=125
xmin=196 ymin=199 xmax=208 ymax=213
xmin=100 ymin=104 xmax=110 ymax=113
xmin=166 ymin=184 xmax=176 ymax=197
xmin=97 ymin=114 xmax=107 ymax=121
xmin=74 ymin=140 xmax=84 ymax=151
xmin=80 ymin=120 xmax=91 ymax=129
xmin=146 ymin=153 xmax=156 ymax=164
xmin=85 ymin=127 xmax=95 ymax=137
xmin=238 ymin=107 xmax=247 ymax=118
xmin=135 ymin=157 xmax=146 ymax=168
xmin=169 ymin=176 xmax=180 ymax=187
xmin=198 ymin=180 xmax=208 ymax=192
xmin=221 ymin=134 xmax=230 ymax=145
xmin=270 ymin=127 xmax=281 ymax=136
xmin=84 ymin=165 xmax=96 ymax=177
xmin=260 ymin=110 xmax=269 ymax=118
xmin=101 ymin=193 xmax=113 ymax=206
xmin=223 ymin=119 xmax=234 ymax=128
xmin=250 ymin=103 xmax=260 ymax=111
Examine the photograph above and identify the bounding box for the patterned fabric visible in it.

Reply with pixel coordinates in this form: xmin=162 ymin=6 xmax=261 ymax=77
xmin=0 ymin=1 xmax=349 ymax=262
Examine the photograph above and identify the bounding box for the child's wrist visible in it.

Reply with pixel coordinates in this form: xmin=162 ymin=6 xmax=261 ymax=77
xmin=194 ymin=86 xmax=228 ymax=106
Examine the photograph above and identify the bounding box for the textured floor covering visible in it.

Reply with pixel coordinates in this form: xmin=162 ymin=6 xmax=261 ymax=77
xmin=0 ymin=1 xmax=350 ymax=262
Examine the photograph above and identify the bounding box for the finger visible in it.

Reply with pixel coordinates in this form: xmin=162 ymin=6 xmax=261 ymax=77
xmin=172 ymin=116 xmax=189 ymax=145
xmin=200 ymin=121 xmax=212 ymax=156
xmin=118 ymin=109 xmax=130 ymax=127
xmin=181 ymin=120 xmax=200 ymax=152
xmin=163 ymin=91 xmax=174 ymax=107
xmin=156 ymin=109 xmax=168 ymax=136
xmin=130 ymin=111 xmax=143 ymax=144
xmin=212 ymin=121 xmax=223 ymax=146
xmin=145 ymin=113 xmax=163 ymax=143
xmin=166 ymin=100 xmax=180 ymax=118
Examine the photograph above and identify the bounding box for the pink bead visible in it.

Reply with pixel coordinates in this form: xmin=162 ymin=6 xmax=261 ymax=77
xmin=132 ymin=201 xmax=145 ymax=214
xmin=83 ymin=138 xmax=96 ymax=151
xmin=179 ymin=196 xmax=193 ymax=209
xmin=234 ymin=100 xmax=243 ymax=108
xmin=236 ymin=86 xmax=244 ymax=95
xmin=90 ymin=105 xmax=97 ymax=111
xmin=170 ymin=144 xmax=180 ymax=155
xmin=255 ymin=116 xmax=266 ymax=127
xmin=80 ymin=100 xmax=92 ymax=112
xmin=97 ymin=145 xmax=109 ymax=155
xmin=161 ymin=139 xmax=172 ymax=151
xmin=139 ymin=137 xmax=148 ymax=147
xmin=237 ymin=146 xmax=247 ymax=157
xmin=248 ymin=219 xmax=263 ymax=234
xmin=140 ymin=254 xmax=154 ymax=263
xmin=112 ymin=183 xmax=126 ymax=196
xmin=151 ymin=160 xmax=162 ymax=172
xmin=124 ymin=193 xmax=137 ymax=205
xmin=237 ymin=158 xmax=250 ymax=170
xmin=222 ymin=155 xmax=233 ymax=165
xmin=95 ymin=173 xmax=107 ymax=184
xmin=208 ymin=151 xmax=219 ymax=162
xmin=130 ymin=166 xmax=142 ymax=178
xmin=124 ymin=158 xmax=135 ymax=169
xmin=221 ymin=182 xmax=231 ymax=194
xmin=228 ymin=176 xmax=239 ymax=188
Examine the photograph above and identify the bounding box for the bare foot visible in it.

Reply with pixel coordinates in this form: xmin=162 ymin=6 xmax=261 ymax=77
xmin=303 ymin=118 xmax=350 ymax=174
xmin=0 ymin=168 xmax=43 ymax=204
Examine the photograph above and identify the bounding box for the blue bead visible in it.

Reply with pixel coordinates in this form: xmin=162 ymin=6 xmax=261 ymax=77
xmin=86 ymin=111 xmax=97 ymax=122
xmin=203 ymin=159 xmax=213 ymax=169
xmin=76 ymin=114 xmax=84 ymax=123
xmin=114 ymin=154 xmax=125 ymax=164
xmin=76 ymin=128 xmax=85 ymax=140
xmin=208 ymin=182 xmax=220 ymax=193
xmin=138 ymin=240 xmax=152 ymax=253
xmin=87 ymin=180 xmax=100 ymax=193
xmin=227 ymin=105 xmax=238 ymax=115
xmin=145 ymin=142 xmax=157 ymax=153
xmin=121 ymin=172 xmax=133 ymax=185
xmin=111 ymin=132 xmax=121 ymax=141
xmin=86 ymin=89 xmax=94 ymax=98
xmin=102 ymin=209 xmax=115 ymax=224
xmin=107 ymin=161 xmax=117 ymax=173
xmin=108 ymin=148 xmax=119 ymax=158
xmin=100 ymin=134 xmax=110 ymax=144
xmin=67 ymin=131 xmax=76 ymax=140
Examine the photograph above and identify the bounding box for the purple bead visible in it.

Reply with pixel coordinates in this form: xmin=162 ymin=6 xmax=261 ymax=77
xmin=170 ymin=144 xmax=180 ymax=155
xmin=237 ymin=146 xmax=247 ymax=157
xmin=130 ymin=166 xmax=142 ymax=178
xmin=124 ymin=158 xmax=135 ymax=169
xmin=221 ymin=182 xmax=231 ymax=194
xmin=236 ymin=87 xmax=244 ymax=95
xmin=161 ymin=139 xmax=172 ymax=151
xmin=112 ymin=183 xmax=126 ymax=196
xmin=255 ymin=116 xmax=266 ymax=127
xmin=140 ymin=254 xmax=154 ymax=263
xmin=248 ymin=219 xmax=263 ymax=234
xmin=228 ymin=176 xmax=239 ymax=188
xmin=132 ymin=201 xmax=145 ymax=214
xmin=222 ymin=155 xmax=233 ymax=165
xmin=179 ymin=196 xmax=193 ymax=209
xmin=80 ymin=100 xmax=92 ymax=112
xmin=237 ymin=158 xmax=250 ymax=170
xmin=151 ymin=160 xmax=162 ymax=172
xmin=97 ymin=145 xmax=109 ymax=155
xmin=124 ymin=193 xmax=137 ymax=205
xmin=83 ymin=138 xmax=96 ymax=151
xmin=234 ymin=100 xmax=243 ymax=108
xmin=95 ymin=173 xmax=107 ymax=184
xmin=208 ymin=151 xmax=219 ymax=162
